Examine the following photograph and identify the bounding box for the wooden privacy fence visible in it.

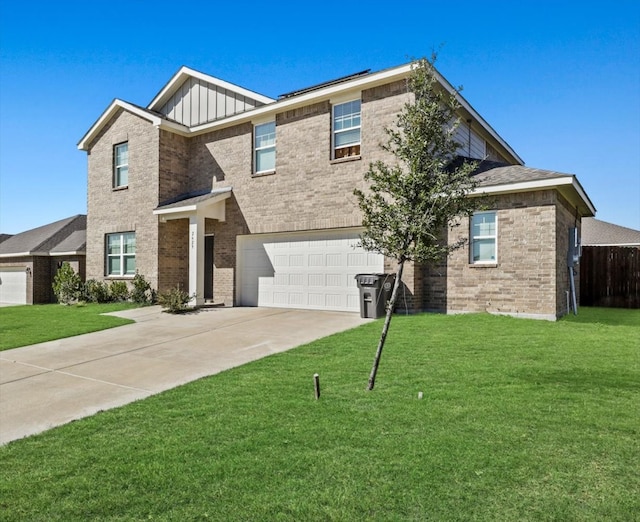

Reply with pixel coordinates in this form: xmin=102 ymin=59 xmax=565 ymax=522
xmin=580 ymin=246 xmax=640 ymax=308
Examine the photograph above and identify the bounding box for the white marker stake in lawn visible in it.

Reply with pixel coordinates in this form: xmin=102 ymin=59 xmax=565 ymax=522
xmin=314 ymin=373 xmax=320 ymax=400
xmin=418 ymin=391 xmax=423 ymax=399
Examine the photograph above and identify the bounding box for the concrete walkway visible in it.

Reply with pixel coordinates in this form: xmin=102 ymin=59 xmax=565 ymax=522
xmin=0 ymin=306 xmax=370 ymax=445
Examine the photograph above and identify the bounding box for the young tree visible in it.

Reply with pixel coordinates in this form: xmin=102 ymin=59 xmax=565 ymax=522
xmin=52 ymin=261 xmax=82 ymax=305
xmin=354 ymin=56 xmax=482 ymax=390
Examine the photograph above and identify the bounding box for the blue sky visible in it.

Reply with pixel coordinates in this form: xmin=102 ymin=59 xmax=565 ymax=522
xmin=1 ymin=1 xmax=638 ymax=234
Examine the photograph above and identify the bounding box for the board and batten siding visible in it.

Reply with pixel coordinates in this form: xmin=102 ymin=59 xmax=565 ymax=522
xmin=454 ymin=121 xmax=486 ymax=159
xmin=159 ymin=77 xmax=266 ymax=127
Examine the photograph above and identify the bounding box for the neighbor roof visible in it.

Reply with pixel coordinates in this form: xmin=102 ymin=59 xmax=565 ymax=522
xmin=0 ymin=215 xmax=87 ymax=257
xmin=581 ymin=217 xmax=640 ymax=246
xmin=49 ymin=229 xmax=87 ymax=255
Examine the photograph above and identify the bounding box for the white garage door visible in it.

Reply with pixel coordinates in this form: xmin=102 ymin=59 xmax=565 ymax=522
xmin=237 ymin=229 xmax=384 ymax=312
xmin=0 ymin=268 xmax=27 ymax=305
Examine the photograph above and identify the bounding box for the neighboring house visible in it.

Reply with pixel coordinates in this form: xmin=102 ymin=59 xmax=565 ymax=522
xmin=579 ymin=217 xmax=640 ymax=309
xmin=0 ymin=215 xmax=86 ymax=305
xmin=581 ymin=217 xmax=640 ymax=246
xmin=78 ymin=62 xmax=595 ymax=320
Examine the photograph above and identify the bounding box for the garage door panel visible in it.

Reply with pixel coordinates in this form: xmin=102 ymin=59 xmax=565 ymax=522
xmin=0 ymin=269 xmax=27 ymax=305
xmin=238 ymin=230 xmax=384 ymax=312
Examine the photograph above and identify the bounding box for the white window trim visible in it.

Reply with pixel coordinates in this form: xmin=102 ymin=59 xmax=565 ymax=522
xmin=106 ymin=232 xmax=136 ymax=277
xmin=470 ymin=211 xmax=497 ymax=264
xmin=332 ymin=99 xmax=361 ymax=160
xmin=254 ymin=121 xmax=276 ymax=174
xmin=114 ymin=142 xmax=128 ymax=188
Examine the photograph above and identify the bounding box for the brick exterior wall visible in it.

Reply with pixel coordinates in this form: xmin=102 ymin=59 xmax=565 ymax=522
xmin=0 ymin=255 xmax=84 ymax=304
xmin=84 ymin=75 xmax=578 ymax=318
xmin=182 ymin=81 xmax=413 ymax=306
xmin=422 ymin=190 xmax=569 ymax=319
xmin=555 ymin=194 xmax=581 ymax=317
xmin=86 ymin=109 xmax=161 ymax=290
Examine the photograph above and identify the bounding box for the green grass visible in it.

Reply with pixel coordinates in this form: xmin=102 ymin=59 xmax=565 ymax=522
xmin=1 ymin=307 xmax=638 ymax=521
xmin=0 ymin=303 xmax=139 ymax=351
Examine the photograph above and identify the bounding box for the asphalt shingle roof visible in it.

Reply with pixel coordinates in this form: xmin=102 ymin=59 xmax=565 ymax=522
xmin=581 ymin=217 xmax=640 ymax=246
xmin=472 ymin=161 xmax=573 ymax=187
xmin=155 ymin=187 xmax=232 ymax=211
xmin=50 ymin=230 xmax=86 ymax=254
xmin=0 ymin=215 xmax=86 ymax=256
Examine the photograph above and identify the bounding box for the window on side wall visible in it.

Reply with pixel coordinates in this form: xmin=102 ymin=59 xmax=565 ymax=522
xmin=332 ymin=99 xmax=361 ymax=159
xmin=471 ymin=212 xmax=497 ymax=263
xmin=106 ymin=232 xmax=136 ymax=276
xmin=113 ymin=142 xmax=129 ymax=188
xmin=254 ymin=121 xmax=276 ymax=174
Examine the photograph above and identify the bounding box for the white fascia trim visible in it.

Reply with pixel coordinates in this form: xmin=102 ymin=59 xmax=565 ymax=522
xmin=152 ymin=188 xmax=232 ymax=216
xmin=50 ymin=251 xmax=85 ymax=256
xmin=148 ymin=66 xmax=275 ymax=111
xmin=471 ymin=176 xmax=575 ymax=195
xmin=471 ymin=176 xmax=597 ymax=216
xmin=154 ymin=204 xmax=199 ymax=215
xmin=583 ymin=243 xmax=640 ymax=247
xmin=569 ymin=176 xmax=597 ymax=216
xmin=0 ymin=251 xmax=47 ymax=258
xmin=77 ymin=100 xmax=190 ymax=150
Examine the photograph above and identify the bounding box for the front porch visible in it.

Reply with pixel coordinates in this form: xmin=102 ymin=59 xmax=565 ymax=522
xmin=153 ymin=187 xmax=232 ymax=306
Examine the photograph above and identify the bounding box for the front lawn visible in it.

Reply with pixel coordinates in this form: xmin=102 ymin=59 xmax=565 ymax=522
xmin=1 ymin=308 xmax=638 ymax=520
xmin=0 ymin=303 xmax=139 ymax=351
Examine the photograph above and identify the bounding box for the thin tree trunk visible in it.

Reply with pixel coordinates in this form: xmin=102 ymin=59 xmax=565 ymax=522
xmin=367 ymin=258 xmax=406 ymax=390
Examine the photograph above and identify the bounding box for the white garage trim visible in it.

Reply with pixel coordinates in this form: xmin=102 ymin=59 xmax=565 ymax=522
xmin=0 ymin=267 xmax=28 ymax=305
xmin=237 ymin=229 xmax=384 ymax=312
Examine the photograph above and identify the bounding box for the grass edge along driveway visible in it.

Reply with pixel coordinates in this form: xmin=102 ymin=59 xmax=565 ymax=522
xmin=0 ymin=303 xmax=139 ymax=351
xmin=1 ymin=307 xmax=639 ymax=521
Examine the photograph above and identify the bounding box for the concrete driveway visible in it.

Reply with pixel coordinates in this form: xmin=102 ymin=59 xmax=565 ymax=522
xmin=0 ymin=306 xmax=370 ymax=445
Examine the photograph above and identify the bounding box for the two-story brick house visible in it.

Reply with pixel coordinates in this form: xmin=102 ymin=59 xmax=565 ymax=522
xmin=78 ymin=62 xmax=595 ymax=319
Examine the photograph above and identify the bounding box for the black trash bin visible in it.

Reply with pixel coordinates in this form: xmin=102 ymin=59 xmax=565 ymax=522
xmin=354 ymin=273 xmax=395 ymax=319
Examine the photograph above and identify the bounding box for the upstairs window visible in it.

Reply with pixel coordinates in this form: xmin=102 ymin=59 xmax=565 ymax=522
xmin=254 ymin=121 xmax=276 ymax=174
xmin=114 ymin=142 xmax=129 ymax=188
xmin=471 ymin=212 xmax=497 ymax=263
xmin=332 ymin=99 xmax=361 ymax=159
xmin=106 ymin=232 xmax=136 ymax=276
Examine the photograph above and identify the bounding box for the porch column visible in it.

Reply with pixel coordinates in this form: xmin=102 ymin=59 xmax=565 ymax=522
xmin=188 ymin=213 xmax=205 ymax=306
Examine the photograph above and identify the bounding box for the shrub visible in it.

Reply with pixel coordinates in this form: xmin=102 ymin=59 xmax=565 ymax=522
xmin=83 ymin=279 xmax=111 ymax=303
xmin=157 ymin=286 xmax=193 ymax=313
xmin=131 ymin=272 xmax=155 ymax=304
xmin=52 ymin=262 xmax=83 ymax=305
xmin=109 ymin=281 xmax=130 ymax=302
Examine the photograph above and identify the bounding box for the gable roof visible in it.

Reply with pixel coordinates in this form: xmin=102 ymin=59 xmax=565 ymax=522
xmin=0 ymin=234 xmax=13 ymax=244
xmin=147 ymin=66 xmax=274 ymax=112
xmin=581 ymin=217 xmax=640 ymax=246
xmin=78 ymin=61 xmax=523 ymax=165
xmin=0 ymin=215 xmax=87 ymax=257
xmin=467 ymin=160 xmax=596 ymax=217
xmin=77 ymin=99 xmax=189 ymax=150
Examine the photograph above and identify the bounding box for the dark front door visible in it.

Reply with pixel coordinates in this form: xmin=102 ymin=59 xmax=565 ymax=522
xmin=204 ymin=235 xmax=214 ymax=301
